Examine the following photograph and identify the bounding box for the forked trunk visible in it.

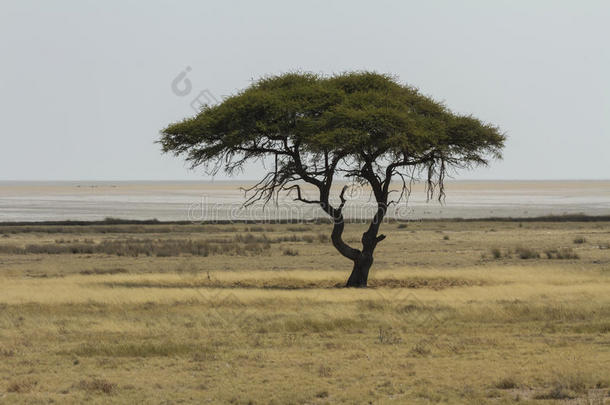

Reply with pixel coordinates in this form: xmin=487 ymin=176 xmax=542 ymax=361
xmin=324 ymin=191 xmax=386 ymax=288
xmin=344 ymin=224 xmax=383 ymax=288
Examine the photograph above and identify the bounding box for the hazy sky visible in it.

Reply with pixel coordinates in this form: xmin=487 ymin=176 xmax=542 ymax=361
xmin=1 ymin=0 xmax=608 ymax=181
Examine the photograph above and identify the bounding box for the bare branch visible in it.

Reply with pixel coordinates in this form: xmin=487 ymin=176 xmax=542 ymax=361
xmin=283 ymin=184 xmax=321 ymax=205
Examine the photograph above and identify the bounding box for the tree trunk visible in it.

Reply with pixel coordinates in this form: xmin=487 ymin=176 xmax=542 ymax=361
xmin=321 ymin=188 xmax=386 ymax=289
xmin=345 ymin=226 xmax=383 ymax=288
xmin=345 ymin=252 xmax=373 ymax=287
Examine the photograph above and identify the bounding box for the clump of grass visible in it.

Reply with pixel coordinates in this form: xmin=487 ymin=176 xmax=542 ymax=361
xmin=490 ymin=247 xmax=503 ymax=259
xmin=533 ymin=385 xmax=574 ymax=400
xmin=443 ymin=235 xmax=450 ymax=240
xmin=282 ymin=248 xmax=299 ymax=256
xmin=545 ymin=248 xmax=579 ymax=260
xmin=56 ymin=238 xmax=94 ymax=244
xmin=514 ymin=246 xmax=540 ymax=259
xmin=0 ymin=238 xmax=272 ymax=257
xmin=573 ymin=237 xmax=586 ymax=244
xmin=494 ymin=376 xmax=519 ymax=389
xmin=377 ymin=327 xmax=402 ymax=345
xmin=71 ymin=341 xmax=208 ymax=357
xmin=76 ymin=378 xmax=116 ymax=394
xmin=79 ymin=268 xmax=128 ymax=275
xmin=7 ymin=378 xmax=37 ymax=393
xmin=281 ymin=317 xmax=363 ymax=333
xmin=318 ymin=365 xmax=332 ymax=377
xmin=234 ymin=233 xmax=269 ymax=243
xmin=315 ymin=390 xmax=329 ymax=398
xmin=1 ymin=347 xmax=15 ymax=357
xmin=409 ymin=341 xmax=432 ymax=357
xmin=397 ymin=223 xmax=408 ymax=229
xmin=302 ymin=234 xmax=314 ymax=243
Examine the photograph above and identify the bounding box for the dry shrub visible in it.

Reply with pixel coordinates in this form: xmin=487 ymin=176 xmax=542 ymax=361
xmin=545 ymin=247 xmax=579 ymax=260
xmin=490 ymin=247 xmax=502 ymax=259
xmin=0 ymin=238 xmax=271 ymax=257
xmin=377 ymin=327 xmax=402 ymax=345
xmin=318 ymin=365 xmax=332 ymax=377
xmin=514 ymin=246 xmax=540 ymax=259
xmin=282 ymin=248 xmax=299 ymax=256
xmin=7 ymin=378 xmax=37 ymax=393
xmin=79 ymin=268 xmax=128 ymax=275
xmin=409 ymin=341 xmax=432 ymax=357
xmin=494 ymin=376 xmax=519 ymax=389
xmin=287 ymin=226 xmax=309 ymax=232
xmin=534 ymin=385 xmax=574 ymax=400
xmin=76 ymin=378 xmax=116 ymax=394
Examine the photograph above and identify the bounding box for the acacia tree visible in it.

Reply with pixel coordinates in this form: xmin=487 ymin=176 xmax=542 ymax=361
xmin=160 ymin=72 xmax=505 ymax=287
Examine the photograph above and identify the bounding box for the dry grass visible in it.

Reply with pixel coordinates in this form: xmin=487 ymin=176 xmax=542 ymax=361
xmin=0 ymin=219 xmax=609 ymax=404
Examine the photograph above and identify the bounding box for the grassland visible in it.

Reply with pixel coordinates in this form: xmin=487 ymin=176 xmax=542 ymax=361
xmin=0 ymin=219 xmax=609 ymax=404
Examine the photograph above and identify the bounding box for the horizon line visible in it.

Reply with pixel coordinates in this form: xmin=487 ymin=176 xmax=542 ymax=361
xmin=1 ymin=178 xmax=609 ymax=183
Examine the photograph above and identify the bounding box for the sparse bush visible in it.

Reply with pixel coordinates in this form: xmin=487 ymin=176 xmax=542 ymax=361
xmin=302 ymin=234 xmax=314 ymax=243
xmin=573 ymin=237 xmax=586 ymax=244
xmin=76 ymin=378 xmax=116 ymax=394
xmin=533 ymin=385 xmax=574 ymax=400
xmin=490 ymin=247 xmax=502 ymax=259
xmin=0 ymin=347 xmax=15 ymax=357
xmin=318 ymin=365 xmax=332 ymax=377
xmin=72 ymin=341 xmax=204 ymax=357
xmin=79 ymin=268 xmax=128 ymax=275
xmin=7 ymin=378 xmax=37 ymax=393
xmin=0 ymin=237 xmax=272 ymax=257
xmin=287 ymin=226 xmax=309 ymax=232
xmin=234 ymin=233 xmax=269 ymax=244
xmin=545 ymin=248 xmax=579 ymax=260
xmin=514 ymin=246 xmax=539 ymax=259
xmin=495 ymin=377 xmax=519 ymax=389
xmin=443 ymin=235 xmax=450 ymax=240
xmin=397 ymin=223 xmax=408 ymax=229
xmin=377 ymin=327 xmax=402 ymax=345
xmin=409 ymin=341 xmax=432 ymax=356
xmin=282 ymin=248 xmax=299 ymax=256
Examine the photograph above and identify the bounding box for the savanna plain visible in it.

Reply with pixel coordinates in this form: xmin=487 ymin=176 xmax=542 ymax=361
xmin=0 ymin=218 xmax=609 ymax=404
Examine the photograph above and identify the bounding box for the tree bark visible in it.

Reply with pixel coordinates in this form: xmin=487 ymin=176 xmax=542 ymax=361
xmin=346 ymin=252 xmax=373 ymax=287
xmin=320 ymin=186 xmax=387 ymax=288
xmin=344 ymin=205 xmax=387 ymax=288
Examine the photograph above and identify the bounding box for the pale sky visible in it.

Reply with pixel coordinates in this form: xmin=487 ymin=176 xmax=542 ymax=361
xmin=1 ymin=0 xmax=608 ymax=181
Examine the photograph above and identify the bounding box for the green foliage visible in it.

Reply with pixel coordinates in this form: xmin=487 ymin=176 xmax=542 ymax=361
xmin=160 ymin=72 xmax=505 ymax=201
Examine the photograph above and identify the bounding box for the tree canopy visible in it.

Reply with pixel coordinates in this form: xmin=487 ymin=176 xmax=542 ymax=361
xmin=160 ymin=71 xmax=505 ymax=287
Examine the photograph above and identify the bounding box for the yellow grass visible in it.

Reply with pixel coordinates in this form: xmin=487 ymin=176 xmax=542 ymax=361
xmin=1 ymin=220 xmax=609 ymax=404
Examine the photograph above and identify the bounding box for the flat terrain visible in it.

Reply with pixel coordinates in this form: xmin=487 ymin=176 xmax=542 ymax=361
xmin=0 ymin=219 xmax=609 ymax=404
xmin=2 ymin=180 xmax=610 ymax=222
